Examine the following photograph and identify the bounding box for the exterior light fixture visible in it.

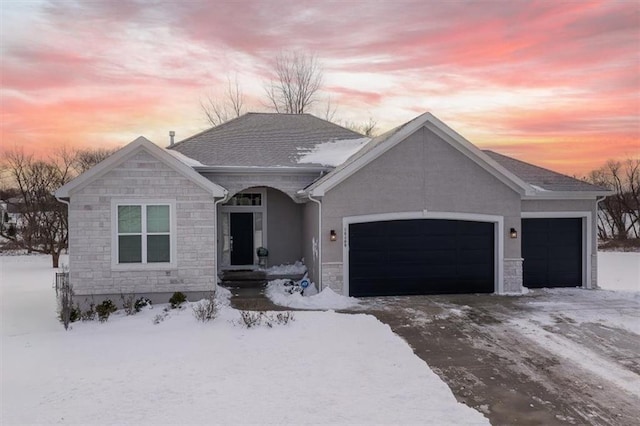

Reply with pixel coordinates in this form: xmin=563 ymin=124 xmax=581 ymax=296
xmin=330 ymin=230 xmax=337 ymax=241
xmin=510 ymin=228 xmax=518 ymax=239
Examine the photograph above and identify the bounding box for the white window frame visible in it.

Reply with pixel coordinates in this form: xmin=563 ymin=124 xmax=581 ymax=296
xmin=111 ymin=199 xmax=177 ymax=271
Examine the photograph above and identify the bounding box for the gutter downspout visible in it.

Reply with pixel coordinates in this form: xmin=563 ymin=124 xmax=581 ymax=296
xmin=55 ymin=195 xmax=71 ymax=269
xmin=214 ymin=190 xmax=229 ymax=291
xmin=308 ymin=193 xmax=322 ymax=292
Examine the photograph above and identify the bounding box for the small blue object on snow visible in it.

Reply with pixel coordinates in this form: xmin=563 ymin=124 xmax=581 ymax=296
xmin=300 ymin=278 xmax=310 ymax=289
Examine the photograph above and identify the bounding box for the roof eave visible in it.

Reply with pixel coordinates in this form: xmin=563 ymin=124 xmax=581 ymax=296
xmin=522 ymin=190 xmax=614 ymax=200
xmin=194 ymin=165 xmax=332 ymax=174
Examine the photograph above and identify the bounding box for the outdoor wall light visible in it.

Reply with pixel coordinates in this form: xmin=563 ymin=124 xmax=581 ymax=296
xmin=330 ymin=230 xmax=337 ymax=241
xmin=510 ymin=228 xmax=518 ymax=239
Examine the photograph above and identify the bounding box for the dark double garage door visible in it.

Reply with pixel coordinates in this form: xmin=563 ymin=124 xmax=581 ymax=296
xmin=348 ymin=217 xmax=584 ymax=297
xmin=349 ymin=219 xmax=495 ymax=297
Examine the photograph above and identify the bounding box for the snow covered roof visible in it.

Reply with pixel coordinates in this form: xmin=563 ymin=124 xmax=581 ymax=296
xmin=296 ymin=137 xmax=371 ymax=167
xmin=168 ymin=113 xmax=364 ymax=168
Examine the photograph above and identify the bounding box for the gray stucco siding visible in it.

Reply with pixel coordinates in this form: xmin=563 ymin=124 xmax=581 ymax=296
xmin=68 ymin=150 xmax=217 ymax=300
xmin=201 ymin=171 xmax=321 ymax=202
xmin=265 ymin=187 xmax=303 ymax=266
xmin=322 ymin=126 xmax=522 ymax=265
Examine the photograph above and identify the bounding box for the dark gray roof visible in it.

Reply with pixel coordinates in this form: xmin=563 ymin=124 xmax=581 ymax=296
xmin=483 ymin=150 xmax=608 ymax=192
xmin=168 ymin=113 xmax=363 ymax=167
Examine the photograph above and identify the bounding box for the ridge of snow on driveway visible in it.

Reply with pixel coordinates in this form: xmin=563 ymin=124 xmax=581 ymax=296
xmin=1 ymin=255 xmax=488 ymax=425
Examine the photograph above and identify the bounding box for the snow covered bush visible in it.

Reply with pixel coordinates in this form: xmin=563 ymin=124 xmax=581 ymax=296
xmin=234 ymin=311 xmax=295 ymax=328
xmin=152 ymin=311 xmax=168 ymax=325
xmin=120 ymin=293 xmax=136 ymax=315
xmin=80 ymin=302 xmax=96 ymax=321
xmin=169 ymin=292 xmax=186 ymax=309
xmin=95 ymin=299 xmax=117 ymax=322
xmin=134 ymin=297 xmax=151 ymax=312
xmin=192 ymin=294 xmax=219 ymax=323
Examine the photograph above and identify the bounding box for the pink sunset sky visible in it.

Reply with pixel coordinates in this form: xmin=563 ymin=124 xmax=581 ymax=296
xmin=1 ymin=0 xmax=638 ymax=176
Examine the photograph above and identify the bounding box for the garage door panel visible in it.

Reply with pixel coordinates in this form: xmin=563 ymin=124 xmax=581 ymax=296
xmin=349 ymin=219 xmax=494 ymax=296
xmin=522 ymin=218 xmax=582 ymax=288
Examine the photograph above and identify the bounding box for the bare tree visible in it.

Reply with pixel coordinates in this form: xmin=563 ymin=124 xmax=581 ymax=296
xmin=73 ymin=147 xmax=117 ymax=174
xmin=342 ymin=117 xmax=378 ymax=137
xmin=264 ymin=51 xmax=323 ymax=114
xmin=587 ymin=158 xmax=640 ymax=240
xmin=0 ymin=149 xmax=75 ymax=267
xmin=201 ymin=75 xmax=245 ymax=127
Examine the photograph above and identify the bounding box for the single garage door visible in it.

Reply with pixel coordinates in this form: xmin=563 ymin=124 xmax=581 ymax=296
xmin=348 ymin=219 xmax=495 ymax=297
xmin=522 ymin=218 xmax=583 ymax=288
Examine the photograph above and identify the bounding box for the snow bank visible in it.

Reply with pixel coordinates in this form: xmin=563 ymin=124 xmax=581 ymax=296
xmin=296 ymin=137 xmax=370 ymax=167
xmin=1 ymin=255 xmax=488 ymax=425
xmin=266 ymin=279 xmax=360 ymax=310
xmin=264 ymin=260 xmax=307 ymax=276
xmin=598 ymin=251 xmax=640 ymax=292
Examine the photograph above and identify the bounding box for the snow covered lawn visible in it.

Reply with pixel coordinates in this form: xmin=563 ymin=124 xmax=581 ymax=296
xmin=0 ymin=255 xmax=487 ymax=425
xmin=598 ymin=251 xmax=640 ymax=292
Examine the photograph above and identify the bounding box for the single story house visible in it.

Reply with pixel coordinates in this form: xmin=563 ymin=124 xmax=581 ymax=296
xmin=56 ymin=112 xmax=611 ymax=303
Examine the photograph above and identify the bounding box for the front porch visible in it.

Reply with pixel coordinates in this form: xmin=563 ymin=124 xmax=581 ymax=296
xmin=216 ymin=186 xmax=307 ymax=271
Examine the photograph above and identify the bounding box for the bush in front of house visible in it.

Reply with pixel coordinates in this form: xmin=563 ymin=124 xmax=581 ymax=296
xmin=169 ymin=292 xmax=187 ymax=309
xmin=134 ymin=296 xmax=152 ymax=312
xmin=192 ymin=293 xmax=218 ymax=323
xmin=234 ymin=310 xmax=295 ymax=328
xmin=95 ymin=299 xmax=117 ymax=322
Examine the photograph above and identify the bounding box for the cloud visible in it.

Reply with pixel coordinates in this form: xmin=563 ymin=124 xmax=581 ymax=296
xmin=0 ymin=0 xmax=636 ymax=175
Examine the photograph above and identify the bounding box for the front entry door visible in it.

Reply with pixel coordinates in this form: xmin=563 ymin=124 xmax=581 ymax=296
xmin=230 ymin=212 xmax=254 ymax=265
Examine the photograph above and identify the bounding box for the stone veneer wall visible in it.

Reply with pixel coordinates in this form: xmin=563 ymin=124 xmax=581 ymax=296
xmin=503 ymin=258 xmax=523 ymax=293
xmin=69 ymin=149 xmax=217 ymax=303
xmin=321 ymin=262 xmax=343 ymax=294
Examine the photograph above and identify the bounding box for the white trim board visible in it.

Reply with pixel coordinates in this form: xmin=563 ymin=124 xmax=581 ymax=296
xmin=521 ymin=211 xmax=593 ymax=289
xmin=110 ymin=199 xmax=177 ymax=271
xmin=56 ymin=137 xmax=226 ymax=199
xmin=341 ymin=211 xmax=505 ymax=296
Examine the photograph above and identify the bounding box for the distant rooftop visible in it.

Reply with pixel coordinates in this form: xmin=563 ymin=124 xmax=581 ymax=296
xmin=168 ymin=113 xmax=363 ymax=168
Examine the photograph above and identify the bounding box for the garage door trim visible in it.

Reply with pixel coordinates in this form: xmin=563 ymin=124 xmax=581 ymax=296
xmin=521 ymin=211 xmax=592 ymax=288
xmin=342 ymin=211 xmax=504 ymax=296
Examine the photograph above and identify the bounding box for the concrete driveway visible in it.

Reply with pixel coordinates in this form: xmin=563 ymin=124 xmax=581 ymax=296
xmin=353 ymin=289 xmax=640 ymax=426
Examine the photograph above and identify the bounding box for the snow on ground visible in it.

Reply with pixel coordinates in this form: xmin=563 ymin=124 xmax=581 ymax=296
xmin=509 ymin=287 xmax=640 ymax=397
xmin=266 ymin=279 xmax=360 ymax=310
xmin=598 ymin=251 xmax=640 ymax=292
xmin=264 ymin=260 xmax=307 ymax=276
xmin=296 ymin=137 xmax=370 ymax=167
xmin=1 ymin=255 xmax=487 ymax=425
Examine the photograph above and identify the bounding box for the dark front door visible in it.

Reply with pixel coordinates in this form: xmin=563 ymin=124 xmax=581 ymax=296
xmin=230 ymin=212 xmax=254 ymax=265
xmin=522 ymin=218 xmax=582 ymax=288
xmin=348 ymin=219 xmax=495 ymax=297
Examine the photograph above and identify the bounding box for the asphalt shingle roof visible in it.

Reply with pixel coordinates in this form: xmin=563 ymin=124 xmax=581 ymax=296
xmin=483 ymin=150 xmax=608 ymax=192
xmin=168 ymin=113 xmax=363 ymax=167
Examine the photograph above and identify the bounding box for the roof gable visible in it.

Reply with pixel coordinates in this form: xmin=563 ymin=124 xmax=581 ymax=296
xmin=306 ymin=112 xmax=534 ymax=197
xmin=56 ymin=137 xmax=226 ymax=198
xmin=168 ymin=113 xmax=363 ymax=168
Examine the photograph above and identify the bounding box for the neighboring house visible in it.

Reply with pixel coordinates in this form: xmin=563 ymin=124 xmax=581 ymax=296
xmin=56 ymin=112 xmax=611 ymax=304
